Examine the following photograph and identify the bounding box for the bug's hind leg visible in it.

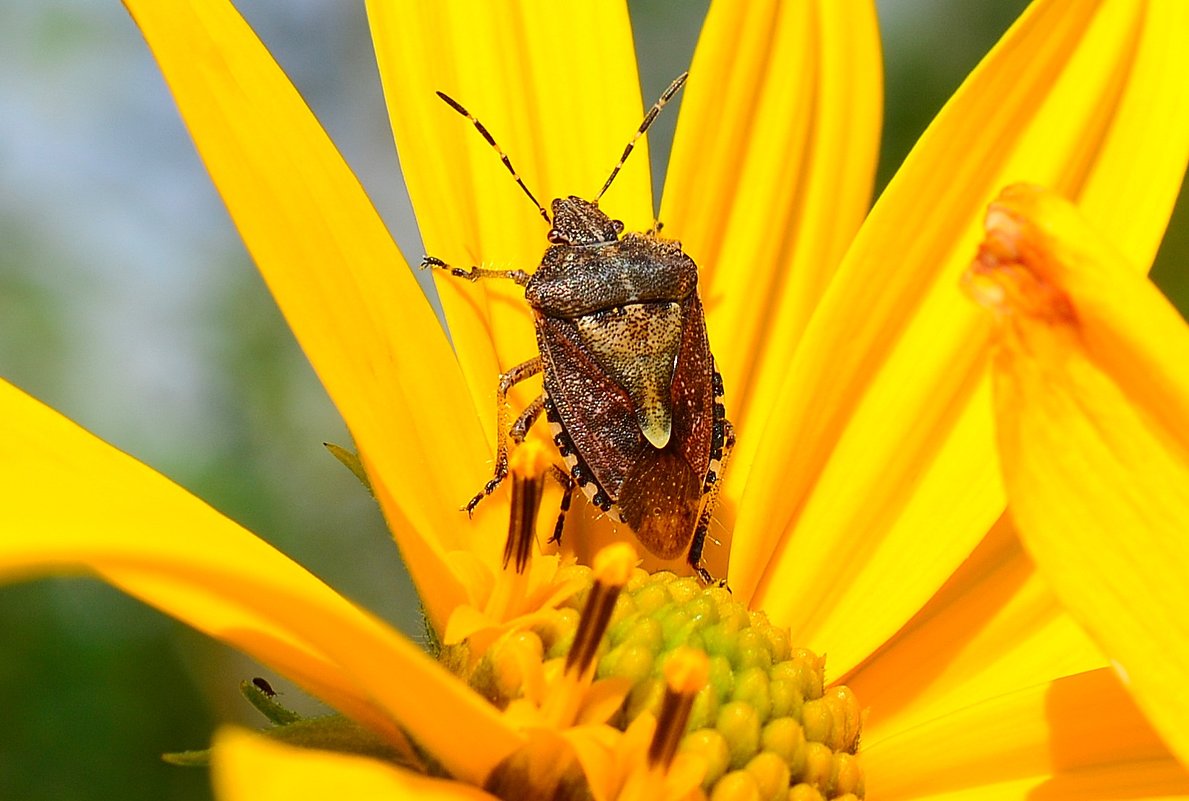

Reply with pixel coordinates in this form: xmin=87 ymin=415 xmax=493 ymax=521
xmin=689 ymin=417 xmax=736 ymax=587
xmin=547 ymin=465 xmax=575 ymax=546
xmin=464 ymin=358 xmax=543 ymax=514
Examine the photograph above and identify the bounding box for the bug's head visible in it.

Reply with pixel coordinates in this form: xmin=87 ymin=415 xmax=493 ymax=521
xmin=548 ymin=196 xmax=624 ymax=246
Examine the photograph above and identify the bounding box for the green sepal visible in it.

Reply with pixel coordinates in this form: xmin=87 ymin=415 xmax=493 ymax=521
xmin=162 ymin=715 xmax=410 ymax=769
xmin=240 ymin=679 xmax=301 ymax=725
xmin=323 ymin=442 xmax=373 ymax=495
xmin=264 ymin=714 xmax=406 ymax=763
xmin=162 ymin=749 xmax=211 ymax=767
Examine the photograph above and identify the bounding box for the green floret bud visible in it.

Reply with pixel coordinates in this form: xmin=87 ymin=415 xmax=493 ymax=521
xmin=598 ymin=641 xmax=655 ymax=684
xmin=761 ymin=717 xmax=807 ymax=776
xmin=717 ymin=701 xmax=762 ymax=769
xmin=732 ymin=666 xmax=772 ymax=721
xmin=702 ymin=619 xmax=741 ymax=663
xmin=763 ymin=625 xmax=791 ymax=663
xmin=788 ymin=784 xmax=825 ymax=801
xmin=608 ymin=610 xmax=661 ymax=649
xmin=668 ymin=576 xmax=700 ymax=604
xmin=687 ymin=682 xmax=721 ymax=731
xmin=711 ymin=770 xmax=761 ymax=801
xmin=768 ymin=678 xmax=805 ymax=720
xmin=630 ymin=580 xmax=672 ymax=615
xmin=684 ymin=593 xmax=720 ymax=626
xmin=735 ymin=627 xmax=774 ymax=671
xmin=680 ymin=728 xmax=731 ymax=788
xmin=705 ymin=653 xmax=735 ymax=699
xmin=444 ymin=570 xmax=866 ymax=800
xmin=798 ymin=742 xmax=834 ymax=790
xmin=746 ymin=751 xmax=791 ymax=801
xmin=832 ymin=753 xmax=865 ymax=797
xmin=624 ymin=675 xmax=664 ymax=721
xmin=659 ymin=605 xmax=696 ymax=647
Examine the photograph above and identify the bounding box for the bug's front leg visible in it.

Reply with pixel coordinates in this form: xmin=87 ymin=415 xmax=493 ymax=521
xmin=421 ymin=255 xmax=531 ymax=286
xmin=464 ymin=357 xmax=543 ymax=514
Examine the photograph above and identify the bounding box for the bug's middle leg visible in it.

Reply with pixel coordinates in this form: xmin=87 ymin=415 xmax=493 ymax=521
xmin=464 ymin=356 xmax=544 ymax=514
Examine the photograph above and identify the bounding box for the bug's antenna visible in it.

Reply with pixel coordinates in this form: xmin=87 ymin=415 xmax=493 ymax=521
xmin=593 ymin=72 xmax=688 ymax=204
xmin=436 ymin=91 xmax=551 ymax=226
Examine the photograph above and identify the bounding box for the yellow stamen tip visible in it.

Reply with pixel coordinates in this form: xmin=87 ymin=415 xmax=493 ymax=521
xmin=592 ymin=542 xmax=637 ymax=586
xmin=664 ymin=646 xmax=710 ymax=696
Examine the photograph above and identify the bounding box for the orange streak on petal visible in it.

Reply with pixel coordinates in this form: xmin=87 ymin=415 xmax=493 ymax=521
xmin=849 ymin=517 xmax=1105 ymax=747
xmin=740 ymin=1 xmax=1189 ymax=679
xmin=972 ymin=185 xmax=1189 ymax=769
xmin=864 ymin=669 xmax=1186 ymax=801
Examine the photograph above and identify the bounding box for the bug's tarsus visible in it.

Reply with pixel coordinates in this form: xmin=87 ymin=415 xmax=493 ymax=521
xmin=594 ymin=72 xmax=689 ymax=204
xmin=435 ymin=90 xmax=551 ymax=226
xmin=421 ymin=255 xmax=531 ymax=286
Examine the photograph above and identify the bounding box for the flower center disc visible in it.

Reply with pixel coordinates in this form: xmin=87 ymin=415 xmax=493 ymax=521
xmin=442 ymin=570 xmax=866 ymax=800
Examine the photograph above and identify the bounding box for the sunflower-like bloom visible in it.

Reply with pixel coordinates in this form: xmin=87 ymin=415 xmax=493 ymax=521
xmin=4 ymin=1 xmax=1189 ymax=799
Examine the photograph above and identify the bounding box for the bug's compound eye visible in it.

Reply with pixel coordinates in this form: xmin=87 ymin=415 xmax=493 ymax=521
xmin=612 ymin=219 xmax=625 ymax=234
xmin=548 ymin=229 xmax=570 ymax=244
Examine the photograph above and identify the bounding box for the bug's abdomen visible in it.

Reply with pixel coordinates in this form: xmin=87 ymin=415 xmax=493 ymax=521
xmin=537 ymin=294 xmax=716 ymax=559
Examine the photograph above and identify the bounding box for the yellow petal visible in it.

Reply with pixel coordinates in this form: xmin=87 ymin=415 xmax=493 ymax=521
xmin=122 ymin=0 xmax=489 ymax=630
xmin=0 ymin=380 xmax=518 ymax=784
xmin=368 ymin=1 xmax=654 ymax=437
xmin=865 ymin=668 xmax=1188 ymax=801
xmin=969 ymin=185 xmax=1189 ymax=768
xmin=738 ymin=0 xmax=1189 ymax=676
xmin=212 ymin=727 xmax=497 ymax=801
xmin=661 ymin=0 xmax=882 ymax=509
xmin=850 ymin=516 xmax=1105 ymax=745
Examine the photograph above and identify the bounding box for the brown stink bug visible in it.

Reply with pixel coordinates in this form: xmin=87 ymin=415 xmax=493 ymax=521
xmin=423 ymin=73 xmax=734 ymax=583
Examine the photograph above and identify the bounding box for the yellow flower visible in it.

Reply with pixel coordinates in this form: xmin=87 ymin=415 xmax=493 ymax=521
xmin=3 ymin=0 xmax=1189 ymax=799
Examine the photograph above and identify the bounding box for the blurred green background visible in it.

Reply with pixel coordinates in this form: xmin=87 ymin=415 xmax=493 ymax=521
xmin=1 ymin=2 xmax=1185 ymax=799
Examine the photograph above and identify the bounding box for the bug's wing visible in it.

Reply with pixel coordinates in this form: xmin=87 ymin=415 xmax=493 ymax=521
xmin=574 ymin=302 xmax=682 ymax=449
xmin=537 ymin=314 xmax=642 ymax=503
xmin=666 ymin=295 xmax=715 ymax=481
xmin=616 ymin=295 xmax=716 ymax=558
xmin=537 ymin=296 xmax=716 ymax=560
xmin=617 ymin=444 xmax=702 ymax=559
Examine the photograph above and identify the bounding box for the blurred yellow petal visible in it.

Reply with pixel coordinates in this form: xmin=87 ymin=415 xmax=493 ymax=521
xmin=662 ymin=0 xmax=881 ymax=507
xmin=0 ymin=379 xmax=519 ymax=785
xmin=368 ymin=1 xmax=654 ymax=438
xmin=865 ymin=669 xmax=1189 ymax=801
xmin=969 ymin=185 xmax=1189 ymax=767
xmin=851 ymin=517 xmax=1105 ymax=744
xmin=738 ymin=0 xmax=1189 ymax=678
xmin=212 ymin=727 xmax=497 ymax=801
xmin=123 ymin=0 xmax=489 ymax=630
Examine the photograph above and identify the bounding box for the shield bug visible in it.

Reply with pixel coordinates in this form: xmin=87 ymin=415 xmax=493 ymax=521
xmin=423 ymin=73 xmax=734 ymax=583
